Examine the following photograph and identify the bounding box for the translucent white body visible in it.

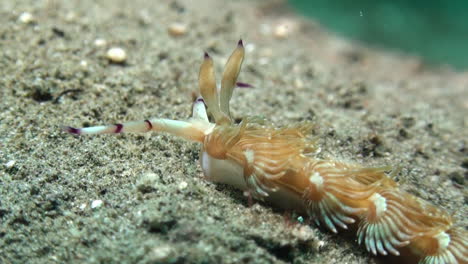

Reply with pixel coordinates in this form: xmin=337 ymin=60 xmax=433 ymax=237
xmin=200 ymin=151 xmax=306 ymax=212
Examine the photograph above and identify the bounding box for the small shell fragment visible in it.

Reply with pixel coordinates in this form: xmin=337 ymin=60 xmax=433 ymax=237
xmin=245 ymin=43 xmax=255 ymax=53
xmin=149 ymin=245 xmax=173 ymax=261
xmin=5 ymin=160 xmax=16 ymax=169
xmin=18 ymin=12 xmax=34 ymax=24
xmin=292 ymin=225 xmax=315 ymax=241
xmin=168 ymin=22 xmax=187 ymax=37
xmin=315 ymin=240 xmax=326 ymax=251
xmin=178 ymin=181 xmax=188 ymax=190
xmin=106 ymin=47 xmax=127 ymax=63
xmin=65 ymin=11 xmax=77 ymax=22
xmin=274 ymin=24 xmax=291 ymax=39
xmin=273 ymin=19 xmax=299 ymax=39
xmin=94 ymin=38 xmax=107 ymax=47
xmin=91 ymin=199 xmax=103 ymax=208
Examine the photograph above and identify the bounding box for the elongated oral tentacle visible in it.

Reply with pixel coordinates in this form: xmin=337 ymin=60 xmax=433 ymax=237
xmin=65 ymin=117 xmax=213 ymax=143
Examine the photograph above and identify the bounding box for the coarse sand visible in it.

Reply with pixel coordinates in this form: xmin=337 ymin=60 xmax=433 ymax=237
xmin=1 ymin=0 xmax=466 ymax=263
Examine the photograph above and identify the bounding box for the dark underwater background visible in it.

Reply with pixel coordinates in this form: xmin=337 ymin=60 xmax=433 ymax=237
xmin=289 ymin=0 xmax=468 ymax=70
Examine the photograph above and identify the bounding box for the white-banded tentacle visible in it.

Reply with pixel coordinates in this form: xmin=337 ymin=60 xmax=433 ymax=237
xmin=65 ymin=118 xmax=213 ymax=143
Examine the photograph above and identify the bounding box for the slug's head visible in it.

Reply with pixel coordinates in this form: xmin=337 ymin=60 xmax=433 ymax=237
xmin=158 ymin=40 xmax=247 ymax=145
xmin=190 ymin=39 xmax=247 ymax=144
xmin=193 ymin=40 xmax=251 ymax=188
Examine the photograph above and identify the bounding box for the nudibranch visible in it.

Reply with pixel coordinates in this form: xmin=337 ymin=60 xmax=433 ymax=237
xmin=65 ymin=40 xmax=467 ymax=264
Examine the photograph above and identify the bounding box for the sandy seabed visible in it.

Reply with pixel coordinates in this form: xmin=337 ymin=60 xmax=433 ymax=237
xmin=1 ymin=0 xmax=466 ymax=263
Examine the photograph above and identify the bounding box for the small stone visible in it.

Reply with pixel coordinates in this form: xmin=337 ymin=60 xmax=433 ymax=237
xmin=401 ymin=116 xmax=415 ymax=128
xmin=294 ymin=78 xmax=304 ymax=89
xmin=245 ymin=43 xmax=255 ymax=53
xmin=292 ymin=225 xmax=315 ymax=241
xmin=149 ymin=245 xmax=173 ymax=261
xmin=136 ymin=172 xmax=159 ymax=193
xmin=259 ymin=23 xmax=271 ymax=35
xmin=430 ymin=176 xmax=439 ymax=183
xmin=106 ymin=47 xmax=127 ymax=63
xmin=273 ymin=19 xmax=298 ymax=39
xmin=79 ymin=203 xmax=87 ymax=210
xmin=178 ymin=181 xmax=188 ymax=190
xmin=93 ymin=84 xmax=108 ymax=92
xmin=258 ymin=57 xmax=269 ymax=65
xmin=315 ymin=240 xmax=326 ymax=250
xmin=168 ymin=22 xmax=187 ymax=37
xmin=273 ymin=24 xmax=289 ymax=39
xmin=18 ymin=12 xmax=34 ymax=24
xmin=5 ymin=160 xmax=16 ymax=169
xmin=91 ymin=200 xmax=103 ymax=209
xmin=205 ymin=216 xmax=215 ymax=224
xmin=94 ymin=38 xmax=107 ymax=47
xmin=65 ymin=11 xmax=76 ymax=22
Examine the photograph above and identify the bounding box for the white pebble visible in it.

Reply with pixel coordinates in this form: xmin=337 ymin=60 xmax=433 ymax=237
xmin=245 ymin=43 xmax=255 ymax=53
xmin=150 ymin=245 xmax=173 ymax=261
xmin=93 ymin=84 xmax=108 ymax=92
xmin=258 ymin=57 xmax=269 ymax=66
xmin=292 ymin=225 xmax=315 ymax=241
xmin=273 ymin=19 xmax=299 ymax=39
xmin=178 ymin=181 xmax=188 ymax=190
xmin=80 ymin=60 xmax=88 ymax=67
xmin=79 ymin=203 xmax=87 ymax=210
xmin=273 ymin=24 xmax=289 ymax=39
xmin=91 ymin=199 xmax=103 ymax=209
xmin=18 ymin=12 xmax=34 ymax=24
xmin=168 ymin=22 xmax=187 ymax=37
xmin=294 ymin=78 xmax=304 ymax=89
xmin=65 ymin=11 xmax=76 ymax=22
xmin=5 ymin=160 xmax=16 ymax=169
xmin=259 ymin=23 xmax=271 ymax=35
xmin=94 ymin=38 xmax=107 ymax=47
xmin=106 ymin=47 xmax=127 ymax=63
xmin=316 ymin=240 xmax=326 ymax=250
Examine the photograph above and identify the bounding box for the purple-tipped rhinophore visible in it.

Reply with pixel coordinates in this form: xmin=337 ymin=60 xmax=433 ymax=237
xmin=238 ymin=39 xmax=243 ymax=47
xmin=114 ymin=124 xmax=123 ymax=133
xmin=204 ymin=51 xmax=210 ymax=59
xmin=236 ymin=82 xmax=253 ymax=88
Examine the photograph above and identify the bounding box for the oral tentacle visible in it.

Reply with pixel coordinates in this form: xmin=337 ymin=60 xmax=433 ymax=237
xmin=65 ymin=118 xmax=211 ymax=143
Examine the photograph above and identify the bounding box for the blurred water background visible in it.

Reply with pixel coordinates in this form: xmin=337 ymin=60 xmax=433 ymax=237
xmin=288 ymin=0 xmax=468 ymax=70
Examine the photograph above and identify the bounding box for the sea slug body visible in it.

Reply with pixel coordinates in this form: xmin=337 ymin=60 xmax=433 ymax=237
xmin=65 ymin=40 xmax=467 ymax=264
